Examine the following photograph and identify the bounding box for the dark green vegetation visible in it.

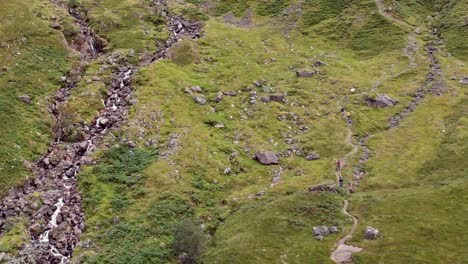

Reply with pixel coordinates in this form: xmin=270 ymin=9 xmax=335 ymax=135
xmin=1 ymin=0 xmax=467 ymax=263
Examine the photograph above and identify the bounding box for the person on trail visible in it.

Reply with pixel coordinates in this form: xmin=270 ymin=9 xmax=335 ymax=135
xmin=346 ymin=111 xmax=351 ymax=118
xmin=348 ymin=118 xmax=353 ymax=126
xmin=348 ymin=182 xmax=354 ymax=194
xmin=338 ymin=173 xmax=344 ymax=188
xmin=336 ymin=160 xmax=341 ymax=171
xmin=340 ymin=107 xmax=345 ymax=113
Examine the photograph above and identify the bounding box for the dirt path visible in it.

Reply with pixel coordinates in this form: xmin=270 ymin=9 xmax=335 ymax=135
xmin=331 ymin=200 xmax=362 ymax=264
xmin=330 ymin=123 xmax=362 ymax=264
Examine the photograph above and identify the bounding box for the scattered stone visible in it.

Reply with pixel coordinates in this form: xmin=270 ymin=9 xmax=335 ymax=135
xmin=296 ymin=70 xmax=319 ymax=77
xmin=269 ymin=94 xmax=286 ymax=103
xmin=256 ymin=190 xmax=266 ymax=197
xmin=193 ymin=96 xmax=207 ymax=105
xmin=313 ymin=60 xmax=326 ymax=67
xmin=50 ymin=22 xmax=61 ymax=30
xmin=1 ymin=66 xmax=9 ymax=72
xmin=459 ymin=76 xmax=468 ymax=85
xmin=329 ymin=226 xmax=339 ymax=234
xmin=18 ymin=95 xmax=32 ymax=104
xmin=223 ymin=91 xmax=237 ymax=96
xmin=127 ymin=140 xmax=136 ymax=148
xmin=98 ymin=117 xmax=110 ymax=127
xmin=364 ymin=226 xmax=379 ymax=240
xmin=29 ymin=223 xmax=43 ymax=237
xmin=184 ymin=85 xmax=203 ymax=94
xmin=271 ymin=176 xmax=281 ymax=186
xmin=214 ymin=123 xmax=225 ymax=129
xmin=214 ymin=91 xmax=223 ymax=103
xmin=315 ymin=235 xmax=324 ymax=241
xmin=254 ymin=151 xmax=279 ymax=165
xmin=223 ymin=167 xmax=232 ymax=175
xmin=306 ymin=153 xmax=320 ymax=161
xmin=366 ymin=94 xmax=399 ymax=108
xmin=313 ymin=226 xmax=329 ymax=236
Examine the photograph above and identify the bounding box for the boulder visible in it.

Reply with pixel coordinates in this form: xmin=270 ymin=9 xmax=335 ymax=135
xmin=98 ymin=117 xmax=110 ymax=127
xmin=364 ymin=226 xmax=379 ymax=240
xmin=366 ymin=94 xmax=399 ymax=108
xmin=296 ymin=70 xmax=319 ymax=77
xmin=460 ymin=76 xmax=468 ymax=85
xmin=29 ymin=223 xmax=44 ymax=237
xmin=50 ymin=22 xmax=61 ymax=30
xmin=255 ymin=151 xmax=279 ymax=165
xmin=271 ymin=176 xmax=281 ymax=185
xmin=315 ymin=235 xmax=324 ymax=241
xmin=269 ymin=94 xmax=286 ymax=103
xmin=184 ymin=85 xmax=203 ymax=94
xmin=214 ymin=91 xmax=223 ymax=103
xmin=329 ymin=226 xmax=339 ymax=234
xmin=313 ymin=60 xmax=326 ymax=67
xmin=223 ymin=91 xmax=237 ymax=96
xmin=18 ymin=95 xmax=31 ymax=104
xmin=193 ymin=96 xmax=207 ymax=105
xmin=306 ymin=153 xmax=320 ymax=161
xmin=313 ymin=226 xmax=329 ymax=236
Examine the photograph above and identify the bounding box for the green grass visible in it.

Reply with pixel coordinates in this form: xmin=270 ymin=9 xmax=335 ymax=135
xmin=0 ymin=0 xmax=74 ymax=195
xmin=1 ymin=0 xmax=466 ymax=263
xmin=204 ymin=192 xmax=347 ymax=263
xmin=79 ymin=0 xmax=167 ymax=55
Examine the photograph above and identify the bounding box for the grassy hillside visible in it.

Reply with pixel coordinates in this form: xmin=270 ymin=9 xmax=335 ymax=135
xmin=0 ymin=0 xmax=466 ymax=263
xmin=0 ymin=0 xmax=74 ymax=195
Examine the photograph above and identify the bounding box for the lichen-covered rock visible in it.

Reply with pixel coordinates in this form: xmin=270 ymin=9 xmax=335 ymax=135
xmin=366 ymin=94 xmax=399 ymax=108
xmin=364 ymin=226 xmax=379 ymax=240
xmin=255 ymin=151 xmax=279 ymax=165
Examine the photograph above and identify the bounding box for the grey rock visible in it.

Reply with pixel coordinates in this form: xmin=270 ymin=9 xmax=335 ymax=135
xmin=223 ymin=167 xmax=232 ymax=175
xmin=256 ymin=190 xmax=266 ymax=197
xmin=364 ymin=226 xmax=379 ymax=240
xmin=214 ymin=91 xmax=223 ymax=103
xmin=313 ymin=226 xmax=329 ymax=236
xmin=296 ymin=70 xmax=319 ymax=77
xmin=315 ymin=235 xmax=324 ymax=241
xmin=29 ymin=223 xmax=43 ymax=237
xmin=50 ymin=22 xmax=61 ymax=30
xmin=18 ymin=95 xmax=32 ymax=104
xmin=98 ymin=117 xmax=110 ymax=126
xmin=194 ymin=96 xmax=207 ymax=105
xmin=329 ymin=226 xmax=339 ymax=234
xmin=306 ymin=153 xmax=320 ymax=161
xmin=255 ymin=151 xmax=279 ymax=165
xmin=366 ymin=94 xmax=399 ymax=108
xmin=223 ymin=91 xmax=237 ymax=96
xmin=127 ymin=140 xmax=136 ymax=148
xmin=460 ymin=76 xmax=468 ymax=85
xmin=269 ymin=94 xmax=286 ymax=103
xmin=314 ymin=60 xmax=326 ymax=67
xmin=271 ymin=176 xmax=281 ymax=185
xmin=184 ymin=85 xmax=203 ymax=94
xmin=2 ymin=66 xmax=9 ymax=72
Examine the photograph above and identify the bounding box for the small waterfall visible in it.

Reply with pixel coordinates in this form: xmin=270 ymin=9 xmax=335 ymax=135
xmin=38 ymin=198 xmax=69 ymax=263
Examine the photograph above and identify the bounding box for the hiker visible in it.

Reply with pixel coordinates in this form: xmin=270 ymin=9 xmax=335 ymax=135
xmin=336 ymin=160 xmax=341 ymax=171
xmin=338 ymin=173 xmax=344 ymax=187
xmin=340 ymin=107 xmax=345 ymax=113
xmin=347 ymin=118 xmax=353 ymax=126
xmin=348 ymin=182 xmax=354 ymax=194
xmin=346 ymin=111 xmax=351 ymax=118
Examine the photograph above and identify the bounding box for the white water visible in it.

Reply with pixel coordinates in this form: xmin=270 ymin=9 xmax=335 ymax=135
xmin=38 ymin=197 xmax=69 ymax=263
